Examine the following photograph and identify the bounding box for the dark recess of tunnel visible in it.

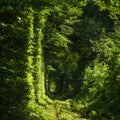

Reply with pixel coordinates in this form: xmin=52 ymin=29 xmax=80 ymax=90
xmin=44 ymin=1 xmax=114 ymax=100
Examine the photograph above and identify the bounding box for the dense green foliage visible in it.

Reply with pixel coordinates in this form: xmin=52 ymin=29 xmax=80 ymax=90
xmin=0 ymin=0 xmax=120 ymax=120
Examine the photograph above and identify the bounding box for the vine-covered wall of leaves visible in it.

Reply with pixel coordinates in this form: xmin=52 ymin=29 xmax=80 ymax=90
xmin=0 ymin=0 xmax=120 ymax=120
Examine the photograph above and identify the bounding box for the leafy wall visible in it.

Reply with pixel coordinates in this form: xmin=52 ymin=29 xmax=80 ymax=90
xmin=0 ymin=0 xmax=120 ymax=120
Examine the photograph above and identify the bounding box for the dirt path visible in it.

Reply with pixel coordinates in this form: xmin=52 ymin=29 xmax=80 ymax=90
xmin=53 ymin=100 xmax=59 ymax=120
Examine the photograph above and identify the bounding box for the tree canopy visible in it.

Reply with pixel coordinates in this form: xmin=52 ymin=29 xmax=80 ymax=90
xmin=0 ymin=0 xmax=120 ymax=120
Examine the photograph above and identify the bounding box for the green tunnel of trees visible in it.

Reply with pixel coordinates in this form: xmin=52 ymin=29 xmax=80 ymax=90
xmin=0 ymin=0 xmax=120 ymax=120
